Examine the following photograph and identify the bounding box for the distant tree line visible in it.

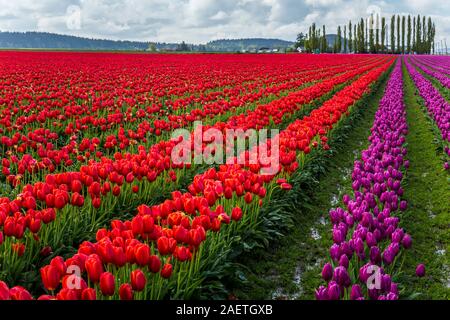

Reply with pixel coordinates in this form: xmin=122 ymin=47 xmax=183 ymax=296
xmin=0 ymin=32 xmax=295 ymax=52
xmin=299 ymin=14 xmax=436 ymax=54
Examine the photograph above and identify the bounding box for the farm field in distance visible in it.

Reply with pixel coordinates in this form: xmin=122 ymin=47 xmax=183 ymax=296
xmin=0 ymin=51 xmax=449 ymax=301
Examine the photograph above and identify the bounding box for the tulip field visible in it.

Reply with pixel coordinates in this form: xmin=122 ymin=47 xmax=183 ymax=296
xmin=0 ymin=51 xmax=449 ymax=300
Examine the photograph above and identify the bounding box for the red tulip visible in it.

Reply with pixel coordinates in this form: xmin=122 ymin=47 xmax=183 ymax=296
xmin=231 ymin=207 xmax=243 ymax=221
xmin=0 ymin=281 xmax=10 ymax=300
xmin=40 ymin=265 xmax=61 ymax=291
xmin=12 ymin=243 xmax=25 ymax=257
xmin=174 ymin=246 xmax=192 ymax=262
xmin=280 ymin=183 xmax=293 ymax=190
xmin=85 ymin=255 xmax=104 ymax=283
xmin=244 ymin=192 xmax=253 ymax=204
xmin=56 ymin=288 xmax=78 ymax=300
xmin=29 ymin=218 xmax=41 ymax=233
xmin=40 ymin=246 xmax=53 ymax=257
xmin=81 ymin=288 xmax=97 ymax=300
xmin=157 ymin=236 xmax=170 ymax=255
xmin=50 ymin=256 xmax=67 ymax=276
xmin=131 ymin=269 xmax=146 ymax=292
xmin=131 ymin=215 xmax=144 ymax=236
xmin=113 ymin=185 xmax=121 ymax=197
xmin=71 ymin=180 xmax=82 ymax=193
xmin=54 ymin=193 xmax=66 ymax=209
xmin=161 ymin=263 xmax=173 ymax=279
xmin=92 ymin=197 xmax=101 ymax=209
xmin=135 ymin=244 xmax=151 ymax=266
xmin=148 ymin=255 xmax=161 ymax=273
xmin=142 ymin=215 xmax=154 ymax=233
xmin=99 ymin=272 xmax=115 ymax=296
xmin=23 ymin=196 xmax=36 ymax=210
xmin=119 ymin=283 xmax=133 ymax=300
xmin=9 ymin=286 xmax=33 ymax=300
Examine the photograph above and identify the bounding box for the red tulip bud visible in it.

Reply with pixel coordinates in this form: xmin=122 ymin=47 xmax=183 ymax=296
xmin=161 ymin=263 xmax=173 ymax=279
xmin=85 ymin=255 xmax=104 ymax=283
xmin=131 ymin=269 xmax=146 ymax=292
xmin=119 ymin=283 xmax=133 ymax=300
xmin=148 ymin=255 xmax=161 ymax=273
xmin=81 ymin=288 xmax=96 ymax=300
xmin=0 ymin=281 xmax=10 ymax=300
xmin=231 ymin=207 xmax=243 ymax=221
xmin=40 ymin=265 xmax=61 ymax=291
xmin=99 ymin=272 xmax=115 ymax=296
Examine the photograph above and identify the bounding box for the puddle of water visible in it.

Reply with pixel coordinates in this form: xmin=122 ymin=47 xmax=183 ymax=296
xmin=311 ymin=227 xmax=322 ymax=240
xmin=340 ymin=167 xmax=352 ymax=182
xmin=330 ymin=194 xmax=339 ymax=207
xmin=319 ymin=216 xmax=327 ymax=226
xmin=271 ymin=287 xmax=287 ymax=300
xmin=442 ymin=265 xmax=450 ymax=289
xmin=292 ymin=264 xmax=304 ymax=299
xmin=427 ymin=202 xmax=437 ymax=219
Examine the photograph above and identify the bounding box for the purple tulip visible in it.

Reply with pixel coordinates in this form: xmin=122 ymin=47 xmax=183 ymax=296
xmin=369 ymin=246 xmax=382 ymax=265
xmin=332 ymin=228 xmax=344 ymax=244
xmin=366 ymin=232 xmax=377 ymax=247
xmin=391 ymin=228 xmax=404 ymax=243
xmin=416 ymin=264 xmax=426 ymax=277
xmin=368 ymin=288 xmax=379 ymax=300
xmin=381 ymin=274 xmax=392 ymax=292
xmin=386 ymin=292 xmax=398 ymax=300
xmin=330 ymin=243 xmax=340 ymax=261
xmin=402 ymin=233 xmax=412 ymax=249
xmin=333 ymin=266 xmax=351 ymax=287
xmin=339 ymin=254 xmax=349 ymax=269
xmin=399 ymin=200 xmax=408 ymax=211
xmin=322 ymin=263 xmax=333 ymax=282
xmin=315 ymin=286 xmax=328 ymax=300
xmin=350 ymin=284 xmax=363 ymax=300
xmin=327 ymin=281 xmax=340 ymax=300
xmin=390 ymin=283 xmax=399 ymax=295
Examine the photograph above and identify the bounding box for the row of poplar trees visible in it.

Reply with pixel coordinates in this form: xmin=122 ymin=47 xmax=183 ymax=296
xmin=304 ymin=14 xmax=436 ymax=54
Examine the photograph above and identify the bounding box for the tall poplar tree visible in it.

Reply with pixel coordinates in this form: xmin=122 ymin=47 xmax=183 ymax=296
xmin=397 ymin=15 xmax=400 ymax=53
xmin=416 ymin=15 xmax=421 ymax=54
xmin=422 ymin=16 xmax=427 ymax=53
xmin=412 ymin=16 xmax=416 ymax=52
xmin=322 ymin=25 xmax=327 ymax=53
xmin=349 ymin=21 xmax=353 ymax=53
xmin=407 ymin=15 xmax=411 ymax=54
xmin=401 ymin=15 xmax=405 ymax=54
xmin=375 ymin=14 xmax=380 ymax=53
xmin=369 ymin=14 xmax=375 ymax=53
xmin=381 ymin=17 xmax=386 ymax=53
xmin=360 ymin=18 xmax=365 ymax=53
xmin=390 ymin=15 xmax=395 ymax=54
xmin=344 ymin=25 xmax=347 ymax=53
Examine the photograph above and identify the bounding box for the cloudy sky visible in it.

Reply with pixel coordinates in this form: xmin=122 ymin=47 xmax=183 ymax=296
xmin=0 ymin=0 xmax=448 ymax=44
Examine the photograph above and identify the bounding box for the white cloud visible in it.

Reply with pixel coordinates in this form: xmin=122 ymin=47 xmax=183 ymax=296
xmin=0 ymin=0 xmax=448 ymax=43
